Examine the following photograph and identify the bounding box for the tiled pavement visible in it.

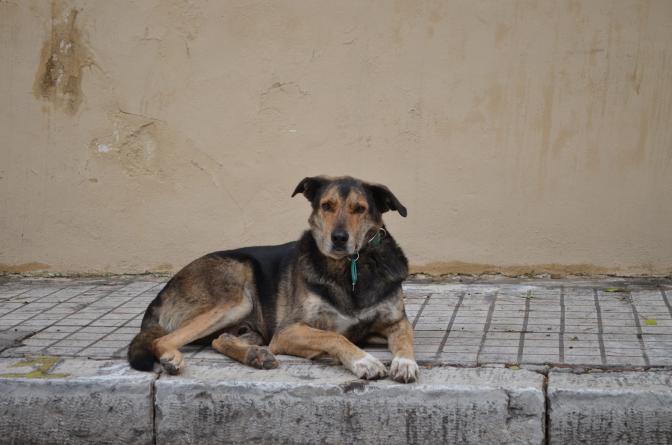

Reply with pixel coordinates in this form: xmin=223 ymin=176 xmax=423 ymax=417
xmin=1 ymin=276 xmax=671 ymax=369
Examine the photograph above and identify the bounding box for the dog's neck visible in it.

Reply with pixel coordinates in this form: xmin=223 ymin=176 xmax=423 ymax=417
xmin=297 ymin=229 xmax=408 ymax=308
xmin=348 ymin=226 xmax=386 ymax=291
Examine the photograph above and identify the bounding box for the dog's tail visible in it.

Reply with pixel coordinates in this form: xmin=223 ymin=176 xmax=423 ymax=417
xmin=127 ymin=322 xmax=167 ymax=372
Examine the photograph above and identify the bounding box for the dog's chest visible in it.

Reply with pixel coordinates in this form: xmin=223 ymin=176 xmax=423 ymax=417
xmin=302 ymin=293 xmax=403 ymax=334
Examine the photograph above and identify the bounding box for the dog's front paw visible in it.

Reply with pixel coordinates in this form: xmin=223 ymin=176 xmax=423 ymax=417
xmin=348 ymin=353 xmax=388 ymax=380
xmin=390 ymin=356 xmax=418 ymax=383
xmin=159 ymin=350 xmax=184 ymax=375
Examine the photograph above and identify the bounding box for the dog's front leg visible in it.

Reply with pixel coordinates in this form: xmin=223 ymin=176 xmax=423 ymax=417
xmin=269 ymin=323 xmax=388 ymax=380
xmin=383 ymin=317 xmax=419 ymax=383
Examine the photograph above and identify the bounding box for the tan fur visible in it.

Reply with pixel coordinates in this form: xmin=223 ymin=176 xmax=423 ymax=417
xmin=152 ymin=295 xmax=253 ymax=374
xmin=344 ymin=189 xmax=375 ymax=251
xmin=149 ymin=258 xmax=256 ymax=373
xmin=310 ymin=185 xmax=378 ymax=258
xmin=269 ymin=323 xmax=367 ymax=364
xmin=382 ymin=317 xmax=415 ymax=360
xmin=212 ymin=332 xmax=278 ymax=369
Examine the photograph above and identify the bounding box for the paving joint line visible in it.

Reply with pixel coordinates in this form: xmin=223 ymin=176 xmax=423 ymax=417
xmin=1 ymin=286 xmax=69 ymax=323
xmin=4 ymin=285 xmax=98 ymax=332
xmin=32 ymin=285 xmax=127 ymax=352
xmin=476 ymin=291 xmax=498 ymax=364
xmin=660 ymin=287 xmax=672 ymax=320
xmin=74 ymin=283 xmax=163 ymax=354
xmin=103 ymin=305 xmax=151 ymax=359
xmin=517 ymin=290 xmax=531 ymax=363
xmin=88 ymin=296 xmax=150 ymax=350
xmin=0 ymin=288 xmax=33 ymax=314
xmin=0 ymin=287 xmax=33 ymax=300
xmin=106 ymin=315 xmax=147 ymax=359
xmin=411 ymin=293 xmax=432 ymax=328
xmin=593 ymin=289 xmax=607 ymax=366
xmin=36 ymin=285 xmax=122 ymax=332
xmin=110 ymin=316 xmax=148 ymax=358
xmin=627 ymin=290 xmax=650 ymax=366
xmin=38 ymin=282 xmax=156 ymax=352
xmin=435 ymin=292 xmax=465 ymax=358
xmin=559 ymin=286 xmax=565 ymax=364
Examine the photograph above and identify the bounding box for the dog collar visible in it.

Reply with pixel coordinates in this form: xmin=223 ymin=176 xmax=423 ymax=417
xmin=350 ymin=227 xmax=386 ymax=291
xmin=367 ymin=227 xmax=386 ymax=248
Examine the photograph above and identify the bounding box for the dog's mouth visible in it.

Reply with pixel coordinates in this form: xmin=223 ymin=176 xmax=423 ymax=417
xmin=328 ymin=247 xmax=350 ymax=259
xmin=326 ymin=243 xmax=358 ymax=260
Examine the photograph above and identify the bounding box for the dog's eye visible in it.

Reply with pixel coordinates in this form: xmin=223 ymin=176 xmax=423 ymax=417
xmin=321 ymin=202 xmax=333 ymax=212
xmin=352 ymin=204 xmax=366 ymax=214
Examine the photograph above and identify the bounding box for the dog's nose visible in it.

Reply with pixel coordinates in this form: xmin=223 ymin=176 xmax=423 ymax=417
xmin=331 ymin=229 xmax=349 ymax=247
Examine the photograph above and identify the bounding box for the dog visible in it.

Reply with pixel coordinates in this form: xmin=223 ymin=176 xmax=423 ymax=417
xmin=128 ymin=175 xmax=418 ymax=383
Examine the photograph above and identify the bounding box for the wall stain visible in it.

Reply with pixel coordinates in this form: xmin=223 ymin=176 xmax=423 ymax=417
xmin=89 ymin=111 xmax=163 ymax=177
xmin=409 ymin=261 xmax=669 ymax=278
xmin=551 ymin=128 xmax=572 ymax=157
xmin=495 ymin=23 xmax=510 ymax=47
xmin=153 ymin=263 xmax=173 ymax=273
xmin=0 ymin=262 xmax=50 ymax=273
xmin=486 ymin=84 xmax=505 ymax=115
xmin=634 ymin=107 xmax=648 ymax=165
xmin=33 ymin=0 xmax=93 ymax=115
xmin=90 ymin=108 xmax=222 ymax=186
xmin=630 ymin=0 xmax=650 ymax=96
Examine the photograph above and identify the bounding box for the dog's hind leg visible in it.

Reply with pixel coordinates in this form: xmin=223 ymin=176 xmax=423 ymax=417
xmin=211 ymin=331 xmax=279 ymax=369
xmin=152 ymin=291 xmax=254 ymax=374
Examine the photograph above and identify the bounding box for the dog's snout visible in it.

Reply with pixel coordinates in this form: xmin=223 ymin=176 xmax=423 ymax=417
xmin=331 ymin=229 xmax=349 ymax=247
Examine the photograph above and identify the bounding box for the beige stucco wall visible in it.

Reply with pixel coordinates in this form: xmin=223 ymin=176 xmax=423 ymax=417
xmin=1 ymin=0 xmax=671 ymax=276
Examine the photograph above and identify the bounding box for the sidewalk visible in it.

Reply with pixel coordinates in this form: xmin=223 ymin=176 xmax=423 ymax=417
xmin=1 ymin=275 xmax=671 ymax=444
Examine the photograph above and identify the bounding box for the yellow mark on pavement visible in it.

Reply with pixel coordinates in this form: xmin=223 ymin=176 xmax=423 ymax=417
xmin=0 ymin=356 xmax=69 ymax=379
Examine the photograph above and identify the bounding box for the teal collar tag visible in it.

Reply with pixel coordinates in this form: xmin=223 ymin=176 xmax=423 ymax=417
xmin=350 ymin=255 xmax=358 ymax=292
xmin=350 ymin=227 xmax=386 ymax=292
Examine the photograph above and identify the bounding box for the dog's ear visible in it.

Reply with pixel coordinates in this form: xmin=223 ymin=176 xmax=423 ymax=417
xmin=367 ymin=183 xmax=407 ymax=217
xmin=291 ymin=176 xmax=329 ymax=202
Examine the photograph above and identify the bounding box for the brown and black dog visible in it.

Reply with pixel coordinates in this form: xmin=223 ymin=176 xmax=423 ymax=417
xmin=128 ymin=176 xmax=418 ymax=382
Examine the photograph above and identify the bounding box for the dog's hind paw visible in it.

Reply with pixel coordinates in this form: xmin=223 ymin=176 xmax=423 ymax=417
xmin=159 ymin=350 xmax=184 ymax=375
xmin=390 ymin=356 xmax=418 ymax=383
xmin=349 ymin=353 xmax=388 ymax=380
xmin=245 ymin=346 xmax=279 ymax=369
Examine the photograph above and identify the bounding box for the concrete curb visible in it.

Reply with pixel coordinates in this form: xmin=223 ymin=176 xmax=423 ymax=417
xmin=155 ymin=362 xmax=545 ymax=445
xmin=1 ymin=357 xmax=671 ymax=444
xmin=547 ymin=370 xmax=672 ymax=445
xmin=0 ymin=358 xmax=155 ymax=445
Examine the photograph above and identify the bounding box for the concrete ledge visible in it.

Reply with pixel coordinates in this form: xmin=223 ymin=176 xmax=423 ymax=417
xmin=548 ymin=371 xmax=672 ymax=445
xmin=155 ymin=361 xmax=545 ymax=445
xmin=0 ymin=358 xmax=156 ymax=445
xmin=6 ymin=355 xmax=670 ymax=444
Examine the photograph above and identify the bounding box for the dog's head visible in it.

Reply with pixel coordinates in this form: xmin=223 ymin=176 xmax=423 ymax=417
xmin=292 ymin=176 xmax=407 ymax=259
